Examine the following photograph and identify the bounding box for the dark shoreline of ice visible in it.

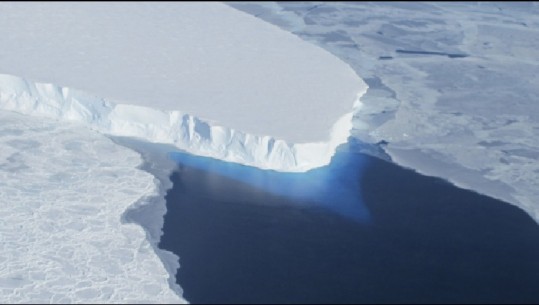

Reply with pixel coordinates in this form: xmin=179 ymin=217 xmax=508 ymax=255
xmin=111 ymin=136 xmax=186 ymax=301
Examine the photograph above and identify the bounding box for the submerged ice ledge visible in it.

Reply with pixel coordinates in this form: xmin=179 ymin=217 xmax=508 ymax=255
xmin=0 ymin=73 xmax=366 ymax=172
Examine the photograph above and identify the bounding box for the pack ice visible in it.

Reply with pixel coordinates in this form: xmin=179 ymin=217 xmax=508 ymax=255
xmin=0 ymin=2 xmax=366 ymax=172
xmin=0 ymin=110 xmax=186 ymax=303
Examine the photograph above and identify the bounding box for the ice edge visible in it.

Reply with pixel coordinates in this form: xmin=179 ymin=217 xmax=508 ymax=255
xmin=0 ymin=73 xmax=367 ymax=172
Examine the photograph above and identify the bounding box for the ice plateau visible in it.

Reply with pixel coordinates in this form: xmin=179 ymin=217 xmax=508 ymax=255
xmin=0 ymin=2 xmax=367 ymax=172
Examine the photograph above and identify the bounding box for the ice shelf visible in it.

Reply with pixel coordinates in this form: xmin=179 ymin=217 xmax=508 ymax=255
xmin=0 ymin=2 xmax=367 ymax=172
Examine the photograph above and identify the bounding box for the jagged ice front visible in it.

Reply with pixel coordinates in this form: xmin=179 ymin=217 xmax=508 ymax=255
xmin=0 ymin=74 xmax=366 ymax=172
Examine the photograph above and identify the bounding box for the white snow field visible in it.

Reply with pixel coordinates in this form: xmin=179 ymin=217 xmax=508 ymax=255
xmin=0 ymin=2 xmax=366 ymax=172
xmin=0 ymin=110 xmax=185 ymax=303
xmin=230 ymin=2 xmax=539 ymax=222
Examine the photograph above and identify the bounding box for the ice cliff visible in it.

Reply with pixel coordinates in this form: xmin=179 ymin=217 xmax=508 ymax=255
xmin=0 ymin=74 xmax=365 ymax=171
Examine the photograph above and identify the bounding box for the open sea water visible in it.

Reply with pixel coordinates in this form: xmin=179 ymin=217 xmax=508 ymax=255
xmin=159 ymin=143 xmax=539 ymax=303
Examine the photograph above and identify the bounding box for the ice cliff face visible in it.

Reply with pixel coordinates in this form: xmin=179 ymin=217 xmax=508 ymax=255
xmin=0 ymin=2 xmax=368 ymax=171
xmin=0 ymin=74 xmax=366 ymax=172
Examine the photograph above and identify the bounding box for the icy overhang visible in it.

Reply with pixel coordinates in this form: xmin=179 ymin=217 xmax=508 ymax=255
xmin=0 ymin=2 xmax=366 ymax=171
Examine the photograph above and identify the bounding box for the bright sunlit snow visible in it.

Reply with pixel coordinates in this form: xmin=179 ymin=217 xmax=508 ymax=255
xmin=0 ymin=111 xmax=185 ymax=303
xmin=0 ymin=2 xmax=366 ymax=172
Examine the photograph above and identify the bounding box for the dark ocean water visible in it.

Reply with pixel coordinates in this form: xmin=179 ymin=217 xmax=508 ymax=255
xmin=159 ymin=145 xmax=539 ymax=304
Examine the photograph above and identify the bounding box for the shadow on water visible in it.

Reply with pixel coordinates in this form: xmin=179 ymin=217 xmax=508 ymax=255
xmin=167 ymin=144 xmax=371 ymax=222
xmin=160 ymin=141 xmax=539 ymax=304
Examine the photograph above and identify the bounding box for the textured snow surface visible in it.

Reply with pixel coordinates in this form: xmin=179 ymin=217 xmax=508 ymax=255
xmin=0 ymin=2 xmax=367 ymax=172
xmin=230 ymin=2 xmax=539 ymax=222
xmin=0 ymin=110 xmax=185 ymax=303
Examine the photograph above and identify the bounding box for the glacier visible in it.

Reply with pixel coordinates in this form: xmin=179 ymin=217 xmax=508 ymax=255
xmin=0 ymin=2 xmax=367 ymax=172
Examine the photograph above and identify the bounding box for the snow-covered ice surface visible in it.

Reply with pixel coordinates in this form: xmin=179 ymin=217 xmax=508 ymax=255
xmin=229 ymin=2 xmax=539 ymax=221
xmin=0 ymin=2 xmax=371 ymax=303
xmin=0 ymin=2 xmax=367 ymax=172
xmin=0 ymin=110 xmax=185 ymax=303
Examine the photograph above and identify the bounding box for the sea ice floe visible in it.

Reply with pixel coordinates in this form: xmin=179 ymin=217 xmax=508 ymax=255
xmin=0 ymin=110 xmax=185 ymax=303
xmin=230 ymin=2 xmax=539 ymax=223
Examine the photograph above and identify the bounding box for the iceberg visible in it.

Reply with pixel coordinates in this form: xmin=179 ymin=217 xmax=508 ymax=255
xmin=0 ymin=2 xmax=367 ymax=172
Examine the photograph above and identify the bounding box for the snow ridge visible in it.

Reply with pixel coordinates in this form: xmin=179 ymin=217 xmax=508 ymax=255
xmin=0 ymin=73 xmax=366 ymax=172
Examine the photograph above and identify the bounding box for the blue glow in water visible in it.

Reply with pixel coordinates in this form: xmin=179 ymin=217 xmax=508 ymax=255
xmin=168 ymin=146 xmax=370 ymax=222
